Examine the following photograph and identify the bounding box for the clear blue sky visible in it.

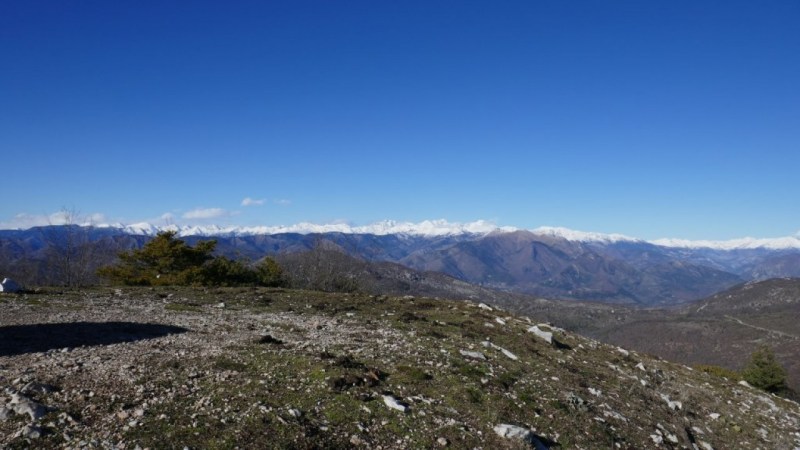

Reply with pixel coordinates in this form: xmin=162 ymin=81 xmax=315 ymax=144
xmin=1 ymin=1 xmax=798 ymax=240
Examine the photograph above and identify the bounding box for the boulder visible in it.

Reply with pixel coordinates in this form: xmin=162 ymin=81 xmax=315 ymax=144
xmin=382 ymin=395 xmax=409 ymax=413
xmin=528 ymin=325 xmax=553 ymax=344
xmin=493 ymin=424 xmax=551 ymax=449
xmin=0 ymin=278 xmax=21 ymax=293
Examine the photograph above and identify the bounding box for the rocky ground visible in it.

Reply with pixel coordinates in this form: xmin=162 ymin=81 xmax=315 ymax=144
xmin=1 ymin=287 xmax=799 ymax=449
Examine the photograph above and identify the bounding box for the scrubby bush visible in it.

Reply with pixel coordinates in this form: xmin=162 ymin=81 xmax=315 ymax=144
xmin=696 ymin=364 xmax=742 ymax=381
xmin=201 ymin=256 xmax=258 ymax=286
xmin=742 ymin=346 xmax=788 ymax=394
xmin=256 ymin=257 xmax=284 ymax=287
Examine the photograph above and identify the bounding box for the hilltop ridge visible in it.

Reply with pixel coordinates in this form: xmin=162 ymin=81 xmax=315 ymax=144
xmin=1 ymin=287 xmax=799 ymax=448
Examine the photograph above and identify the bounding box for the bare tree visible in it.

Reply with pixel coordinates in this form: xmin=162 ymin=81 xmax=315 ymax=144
xmin=277 ymin=240 xmax=362 ymax=293
xmin=44 ymin=207 xmax=95 ymax=287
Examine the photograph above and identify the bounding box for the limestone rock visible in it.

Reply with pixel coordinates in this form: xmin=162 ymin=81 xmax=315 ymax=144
xmin=528 ymin=326 xmax=553 ymax=344
xmin=9 ymin=392 xmax=47 ymax=421
xmin=14 ymin=424 xmax=42 ymax=439
xmin=382 ymin=395 xmax=409 ymax=413
xmin=459 ymin=350 xmax=487 ymax=361
xmin=493 ymin=424 xmax=549 ymax=449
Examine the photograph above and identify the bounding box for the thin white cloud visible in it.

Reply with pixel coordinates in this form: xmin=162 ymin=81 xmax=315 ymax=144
xmin=0 ymin=211 xmax=107 ymax=229
xmin=0 ymin=213 xmax=50 ymax=229
xmin=158 ymin=212 xmax=176 ymax=225
xmin=274 ymin=199 xmax=291 ymax=206
xmin=182 ymin=208 xmax=229 ymax=220
xmin=241 ymin=197 xmax=266 ymax=207
xmin=86 ymin=213 xmax=107 ymax=224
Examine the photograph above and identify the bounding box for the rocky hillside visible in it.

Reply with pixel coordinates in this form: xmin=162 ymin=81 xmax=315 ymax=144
xmin=1 ymin=288 xmax=799 ymax=449
xmin=508 ymin=278 xmax=800 ymax=395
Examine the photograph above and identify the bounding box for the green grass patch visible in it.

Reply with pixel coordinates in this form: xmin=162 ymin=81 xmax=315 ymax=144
xmin=165 ymin=302 xmax=202 ymax=313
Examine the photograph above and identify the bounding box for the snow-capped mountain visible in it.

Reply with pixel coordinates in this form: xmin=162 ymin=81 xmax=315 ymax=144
xmin=650 ymin=235 xmax=800 ymax=250
xmin=102 ymin=220 xmax=800 ymax=251
xmin=530 ymin=226 xmax=641 ymax=244
xmin=103 ymin=219 xmax=518 ymax=238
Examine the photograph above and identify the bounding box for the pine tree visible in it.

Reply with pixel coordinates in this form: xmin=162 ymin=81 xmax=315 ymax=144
xmin=98 ymin=231 xmax=216 ymax=285
xmin=742 ymin=346 xmax=788 ymax=394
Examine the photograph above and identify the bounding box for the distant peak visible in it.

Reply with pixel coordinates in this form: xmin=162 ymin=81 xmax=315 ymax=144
xmin=649 ymin=236 xmax=800 ymax=250
xmin=103 ymin=219 xmax=518 ymax=238
xmin=12 ymin=221 xmax=800 ymax=250
xmin=530 ymin=226 xmax=640 ymax=244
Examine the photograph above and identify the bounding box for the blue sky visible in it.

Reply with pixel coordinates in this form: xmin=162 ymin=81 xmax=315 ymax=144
xmin=1 ymin=1 xmax=798 ymax=240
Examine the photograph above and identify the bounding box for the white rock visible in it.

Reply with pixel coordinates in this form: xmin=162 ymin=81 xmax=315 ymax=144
xmin=635 ymin=362 xmax=646 ymax=371
xmin=481 ymin=341 xmax=518 ymax=360
xmin=527 ymin=326 xmax=553 ymax=344
xmin=495 ymin=317 xmax=506 ymax=326
xmin=14 ymin=425 xmax=42 ymax=439
xmin=698 ymin=441 xmax=714 ymax=450
xmin=494 ymin=424 xmax=549 ymax=450
xmin=459 ymin=350 xmax=487 ymax=360
xmin=738 ymin=380 xmax=751 ymax=388
xmin=617 ymin=347 xmax=629 ymax=357
xmin=602 ymin=410 xmax=627 ymax=422
xmin=9 ymin=392 xmax=47 ymax=421
xmin=588 ymin=387 xmax=602 ymax=397
xmin=493 ymin=423 xmax=532 ymax=440
xmin=498 ymin=347 xmax=518 ymax=361
xmin=708 ymin=413 xmax=720 ymax=420
xmin=478 ymin=303 xmax=493 ymax=311
xmin=538 ymin=322 xmax=564 ymax=332
xmin=382 ymin=395 xmax=408 ymax=413
xmin=650 ymin=434 xmax=663 ymax=444
xmin=214 ymin=302 xmax=226 ymax=308
xmin=659 ymin=394 xmax=682 ymax=411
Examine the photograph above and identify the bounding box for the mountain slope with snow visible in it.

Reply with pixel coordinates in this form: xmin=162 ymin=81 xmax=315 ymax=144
xmin=103 ymin=219 xmax=517 ymax=238
xmin=94 ymin=220 xmax=800 ymax=250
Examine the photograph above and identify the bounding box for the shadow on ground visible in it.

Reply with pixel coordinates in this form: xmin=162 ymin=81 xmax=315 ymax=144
xmin=0 ymin=322 xmax=189 ymax=356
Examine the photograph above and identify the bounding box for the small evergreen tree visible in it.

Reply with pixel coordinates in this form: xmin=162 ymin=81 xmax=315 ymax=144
xmin=98 ymin=231 xmax=287 ymax=287
xmin=98 ymin=231 xmax=216 ymax=286
xmin=742 ymin=346 xmax=788 ymax=394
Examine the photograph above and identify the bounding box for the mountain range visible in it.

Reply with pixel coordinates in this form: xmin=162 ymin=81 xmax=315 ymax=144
xmin=2 ymin=221 xmax=800 ymax=305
